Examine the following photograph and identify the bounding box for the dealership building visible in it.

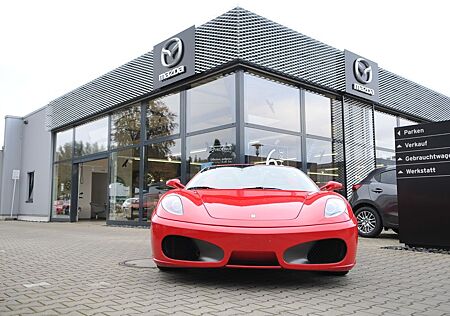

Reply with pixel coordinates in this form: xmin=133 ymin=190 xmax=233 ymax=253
xmin=1 ymin=7 xmax=450 ymax=225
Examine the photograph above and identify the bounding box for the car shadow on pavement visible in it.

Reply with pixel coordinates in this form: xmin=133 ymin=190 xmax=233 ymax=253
xmin=378 ymin=232 xmax=400 ymax=240
xmin=153 ymin=268 xmax=352 ymax=289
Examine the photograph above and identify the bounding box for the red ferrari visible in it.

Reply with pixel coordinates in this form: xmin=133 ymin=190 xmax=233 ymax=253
xmin=151 ymin=164 xmax=357 ymax=275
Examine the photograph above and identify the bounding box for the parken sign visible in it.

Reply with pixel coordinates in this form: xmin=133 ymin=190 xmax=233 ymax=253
xmin=153 ymin=26 xmax=195 ymax=89
xmin=345 ymin=50 xmax=379 ymax=103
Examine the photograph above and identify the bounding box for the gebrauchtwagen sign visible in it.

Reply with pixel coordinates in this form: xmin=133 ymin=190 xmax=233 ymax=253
xmin=153 ymin=26 xmax=195 ymax=89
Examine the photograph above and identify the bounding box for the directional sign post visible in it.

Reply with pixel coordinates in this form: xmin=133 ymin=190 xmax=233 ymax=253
xmin=395 ymin=121 xmax=450 ymax=248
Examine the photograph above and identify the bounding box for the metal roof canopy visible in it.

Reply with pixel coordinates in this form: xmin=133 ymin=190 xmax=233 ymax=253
xmin=46 ymin=7 xmax=450 ymax=131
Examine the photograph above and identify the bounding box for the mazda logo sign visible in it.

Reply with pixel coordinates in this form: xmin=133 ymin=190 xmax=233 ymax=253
xmin=354 ymin=58 xmax=373 ymax=84
xmin=161 ymin=37 xmax=183 ymax=68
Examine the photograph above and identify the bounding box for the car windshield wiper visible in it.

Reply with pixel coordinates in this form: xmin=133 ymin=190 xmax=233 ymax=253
xmin=187 ymin=186 xmax=214 ymax=190
xmin=242 ymin=187 xmax=282 ymax=190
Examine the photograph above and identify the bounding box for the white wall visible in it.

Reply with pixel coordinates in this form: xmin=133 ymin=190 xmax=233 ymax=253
xmin=0 ymin=116 xmax=22 ymax=217
xmin=0 ymin=150 xmax=3 ymax=207
xmin=17 ymin=109 xmax=52 ymax=220
xmin=0 ymin=109 xmax=52 ymax=221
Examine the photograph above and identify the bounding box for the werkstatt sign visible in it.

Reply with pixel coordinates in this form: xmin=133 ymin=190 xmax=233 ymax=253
xmin=153 ymin=26 xmax=195 ymax=90
xmin=345 ymin=50 xmax=379 ymax=103
xmin=395 ymin=120 xmax=450 ymax=248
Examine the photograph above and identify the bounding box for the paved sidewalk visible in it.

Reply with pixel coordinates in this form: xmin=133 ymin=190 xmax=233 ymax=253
xmin=1 ymin=221 xmax=449 ymax=316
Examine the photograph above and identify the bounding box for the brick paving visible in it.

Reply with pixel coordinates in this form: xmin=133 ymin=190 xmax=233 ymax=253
xmin=1 ymin=220 xmax=449 ymax=315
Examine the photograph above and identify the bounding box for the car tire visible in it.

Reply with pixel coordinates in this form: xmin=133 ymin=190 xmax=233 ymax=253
xmin=354 ymin=206 xmax=383 ymax=238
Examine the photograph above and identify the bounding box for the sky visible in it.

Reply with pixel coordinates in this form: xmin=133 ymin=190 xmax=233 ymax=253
xmin=1 ymin=0 xmax=449 ymax=147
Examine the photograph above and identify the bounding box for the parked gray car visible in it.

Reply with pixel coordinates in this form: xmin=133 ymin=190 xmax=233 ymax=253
xmin=349 ymin=166 xmax=399 ymax=238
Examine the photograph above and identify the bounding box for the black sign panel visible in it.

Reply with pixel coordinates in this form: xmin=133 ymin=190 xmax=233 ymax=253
xmin=395 ymin=120 xmax=450 ymax=248
xmin=153 ymin=26 xmax=195 ymax=90
xmin=396 ymin=134 xmax=450 ymax=153
xmin=344 ymin=50 xmax=379 ymax=103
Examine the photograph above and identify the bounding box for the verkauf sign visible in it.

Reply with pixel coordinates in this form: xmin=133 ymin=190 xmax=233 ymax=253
xmin=153 ymin=26 xmax=195 ymax=90
xmin=395 ymin=120 xmax=450 ymax=248
xmin=344 ymin=50 xmax=379 ymax=103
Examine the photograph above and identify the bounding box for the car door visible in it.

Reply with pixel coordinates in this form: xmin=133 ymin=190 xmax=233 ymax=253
xmin=368 ymin=169 xmax=398 ymax=227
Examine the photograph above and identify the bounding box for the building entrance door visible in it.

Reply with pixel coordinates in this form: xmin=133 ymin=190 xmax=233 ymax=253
xmin=91 ymin=173 xmax=108 ymax=219
xmin=74 ymin=158 xmax=109 ymax=221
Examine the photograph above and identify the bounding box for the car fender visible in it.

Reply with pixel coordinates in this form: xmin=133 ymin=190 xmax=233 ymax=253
xmin=351 ymin=199 xmax=386 ymax=226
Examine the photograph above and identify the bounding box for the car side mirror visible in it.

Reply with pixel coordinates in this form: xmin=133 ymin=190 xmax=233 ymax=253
xmin=320 ymin=181 xmax=343 ymax=191
xmin=166 ymin=179 xmax=185 ymax=189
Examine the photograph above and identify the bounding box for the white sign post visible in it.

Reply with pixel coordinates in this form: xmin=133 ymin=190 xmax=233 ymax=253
xmin=11 ymin=170 xmax=20 ymax=218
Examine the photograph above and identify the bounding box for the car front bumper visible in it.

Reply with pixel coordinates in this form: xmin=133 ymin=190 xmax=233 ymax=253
xmin=151 ymin=215 xmax=357 ymax=271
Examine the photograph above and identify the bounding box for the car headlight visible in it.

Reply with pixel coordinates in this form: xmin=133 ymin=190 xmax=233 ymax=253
xmin=161 ymin=195 xmax=183 ymax=215
xmin=324 ymin=198 xmax=348 ymax=218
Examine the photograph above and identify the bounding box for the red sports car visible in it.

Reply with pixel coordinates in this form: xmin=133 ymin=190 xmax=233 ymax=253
xmin=151 ymin=164 xmax=358 ymax=275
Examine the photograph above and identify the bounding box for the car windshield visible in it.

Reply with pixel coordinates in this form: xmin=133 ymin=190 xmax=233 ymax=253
xmin=186 ymin=165 xmax=319 ymax=192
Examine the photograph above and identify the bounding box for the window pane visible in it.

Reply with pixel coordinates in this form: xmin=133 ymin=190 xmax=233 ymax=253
xmin=306 ymin=138 xmax=340 ymax=187
xmin=399 ymin=118 xmax=417 ymax=127
xmin=376 ymin=149 xmax=396 ymax=168
xmin=244 ymin=74 xmax=300 ymax=132
xmin=27 ymin=172 xmax=34 ymax=202
xmin=187 ymin=75 xmax=235 ymax=133
xmin=144 ymin=139 xmax=181 ymax=221
xmin=147 ymin=93 xmax=180 ymax=139
xmin=245 ymin=128 xmax=302 ymax=169
xmin=305 ymin=91 xmax=332 ymax=138
xmin=110 ymin=104 xmax=141 ymax=148
xmin=55 ymin=129 xmax=73 ymax=161
xmin=374 ymin=111 xmax=397 ymax=150
xmin=187 ymin=128 xmax=236 ymax=180
xmin=52 ymin=162 xmax=72 ymax=218
xmin=74 ymin=117 xmax=108 ymax=156
xmin=380 ymin=170 xmax=396 ymax=185
xmin=109 ymin=148 xmax=140 ymax=221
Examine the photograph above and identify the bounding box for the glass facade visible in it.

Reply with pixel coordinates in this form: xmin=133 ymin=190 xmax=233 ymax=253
xmin=399 ymin=118 xmax=417 ymax=127
xmin=245 ymin=128 xmax=301 ymax=168
xmin=147 ymin=93 xmax=180 ymax=139
xmin=110 ymin=104 xmax=141 ymax=148
xmin=144 ymin=139 xmax=182 ymax=220
xmin=55 ymin=129 xmax=73 ymax=161
xmin=374 ymin=110 xmax=418 ymax=167
xmin=74 ymin=117 xmax=108 ymax=156
xmin=52 ymin=161 xmax=72 ymax=218
xmin=187 ymin=128 xmax=236 ymax=180
xmin=109 ymin=147 xmax=140 ymax=221
xmin=306 ymin=138 xmax=338 ymax=186
xmin=305 ymin=91 xmax=332 ymax=138
xmin=187 ymin=75 xmax=235 ymax=133
xmin=374 ymin=111 xmax=397 ymax=150
xmin=376 ymin=149 xmax=396 ymax=167
xmin=52 ymin=70 xmax=416 ymax=224
xmin=244 ymin=74 xmax=300 ymax=132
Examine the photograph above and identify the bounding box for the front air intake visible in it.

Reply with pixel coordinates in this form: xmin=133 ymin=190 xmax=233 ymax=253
xmin=162 ymin=235 xmax=224 ymax=262
xmin=307 ymin=239 xmax=347 ymax=264
xmin=284 ymin=239 xmax=347 ymax=264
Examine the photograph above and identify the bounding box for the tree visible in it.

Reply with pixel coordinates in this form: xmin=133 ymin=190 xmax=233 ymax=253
xmin=111 ymin=104 xmax=141 ymax=147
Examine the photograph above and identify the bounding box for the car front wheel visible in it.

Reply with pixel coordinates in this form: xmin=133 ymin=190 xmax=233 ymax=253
xmin=355 ymin=206 xmax=382 ymax=238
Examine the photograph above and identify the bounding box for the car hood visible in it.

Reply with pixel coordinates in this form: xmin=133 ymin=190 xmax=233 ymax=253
xmin=195 ymin=189 xmax=309 ymax=221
